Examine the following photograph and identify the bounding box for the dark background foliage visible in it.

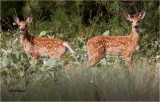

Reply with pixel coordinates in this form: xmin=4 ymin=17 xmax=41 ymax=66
xmin=0 ymin=1 xmax=159 ymax=101
xmin=1 ymin=0 xmax=159 ymax=57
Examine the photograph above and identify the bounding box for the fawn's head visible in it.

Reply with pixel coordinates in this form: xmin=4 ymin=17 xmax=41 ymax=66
xmin=14 ymin=16 xmax=32 ymax=33
xmin=124 ymin=11 xmax=145 ymax=29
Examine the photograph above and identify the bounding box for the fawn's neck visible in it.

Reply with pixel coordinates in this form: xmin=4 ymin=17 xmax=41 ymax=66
xmin=130 ymin=27 xmax=139 ymax=44
xmin=21 ymin=29 xmax=32 ymax=42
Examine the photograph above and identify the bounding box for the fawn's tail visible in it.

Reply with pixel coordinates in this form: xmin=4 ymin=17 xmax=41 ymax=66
xmin=63 ymin=42 xmax=77 ymax=61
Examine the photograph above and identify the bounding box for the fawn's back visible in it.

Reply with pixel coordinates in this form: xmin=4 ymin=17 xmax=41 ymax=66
xmin=87 ymin=35 xmax=136 ymax=57
xmin=30 ymin=37 xmax=72 ymax=59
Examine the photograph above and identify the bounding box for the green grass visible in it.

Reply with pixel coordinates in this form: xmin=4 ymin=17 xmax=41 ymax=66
xmin=1 ymin=60 xmax=159 ymax=101
xmin=0 ymin=31 xmax=159 ymax=101
xmin=0 ymin=10 xmax=159 ymax=100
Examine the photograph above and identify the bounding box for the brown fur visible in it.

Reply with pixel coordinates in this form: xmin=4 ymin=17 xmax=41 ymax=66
xmin=14 ymin=16 xmax=75 ymax=60
xmin=86 ymin=12 xmax=145 ymax=72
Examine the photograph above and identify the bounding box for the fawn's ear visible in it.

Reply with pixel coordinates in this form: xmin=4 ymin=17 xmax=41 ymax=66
xmin=26 ymin=17 xmax=33 ymax=23
xmin=138 ymin=11 xmax=145 ymax=20
xmin=13 ymin=16 xmax=20 ymax=24
xmin=123 ymin=12 xmax=131 ymax=21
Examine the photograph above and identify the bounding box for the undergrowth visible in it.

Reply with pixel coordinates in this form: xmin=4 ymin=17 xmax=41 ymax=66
xmin=0 ymin=1 xmax=159 ymax=101
xmin=0 ymin=30 xmax=159 ymax=101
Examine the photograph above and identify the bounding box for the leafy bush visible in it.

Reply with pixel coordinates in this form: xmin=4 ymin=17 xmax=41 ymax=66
xmin=1 ymin=1 xmax=159 ymax=101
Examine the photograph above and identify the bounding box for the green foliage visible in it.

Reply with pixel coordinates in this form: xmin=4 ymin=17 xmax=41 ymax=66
xmin=0 ymin=29 xmax=159 ymax=101
xmin=1 ymin=1 xmax=159 ymax=101
xmin=1 ymin=58 xmax=159 ymax=101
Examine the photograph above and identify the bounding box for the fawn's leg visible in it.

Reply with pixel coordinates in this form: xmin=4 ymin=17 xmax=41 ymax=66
xmin=87 ymin=51 xmax=91 ymax=60
xmin=86 ymin=54 xmax=105 ymax=68
xmin=124 ymin=56 xmax=132 ymax=72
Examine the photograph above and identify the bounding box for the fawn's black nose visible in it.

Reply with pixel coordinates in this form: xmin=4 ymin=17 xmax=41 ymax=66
xmin=134 ymin=26 xmax=138 ymax=29
xmin=20 ymin=28 xmax=25 ymax=31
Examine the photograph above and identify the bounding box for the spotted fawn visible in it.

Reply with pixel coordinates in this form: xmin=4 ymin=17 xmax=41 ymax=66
xmin=86 ymin=11 xmax=145 ymax=72
xmin=14 ymin=16 xmax=77 ymax=60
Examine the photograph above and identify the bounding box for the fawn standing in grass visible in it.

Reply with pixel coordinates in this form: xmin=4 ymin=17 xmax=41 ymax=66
xmin=86 ymin=11 xmax=145 ymax=72
xmin=14 ymin=16 xmax=77 ymax=61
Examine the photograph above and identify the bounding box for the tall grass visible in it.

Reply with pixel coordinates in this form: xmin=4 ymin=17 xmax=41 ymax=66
xmin=1 ymin=1 xmax=159 ymax=101
xmin=0 ymin=30 xmax=159 ymax=101
xmin=1 ymin=59 xmax=159 ymax=101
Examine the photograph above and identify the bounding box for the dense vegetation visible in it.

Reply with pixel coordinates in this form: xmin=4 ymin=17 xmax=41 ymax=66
xmin=1 ymin=0 xmax=159 ymax=101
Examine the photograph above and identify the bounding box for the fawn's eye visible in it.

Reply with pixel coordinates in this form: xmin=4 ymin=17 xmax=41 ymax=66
xmin=130 ymin=21 xmax=133 ymax=23
xmin=25 ymin=24 xmax=27 ymax=27
xmin=137 ymin=21 xmax=140 ymax=23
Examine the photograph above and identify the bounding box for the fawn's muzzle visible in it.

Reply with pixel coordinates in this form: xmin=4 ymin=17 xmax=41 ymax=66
xmin=20 ymin=28 xmax=25 ymax=31
xmin=134 ymin=26 xmax=138 ymax=29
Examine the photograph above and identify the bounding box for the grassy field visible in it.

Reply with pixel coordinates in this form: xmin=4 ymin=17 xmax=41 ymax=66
xmin=0 ymin=30 xmax=159 ymax=101
xmin=0 ymin=1 xmax=159 ymax=100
